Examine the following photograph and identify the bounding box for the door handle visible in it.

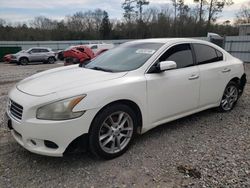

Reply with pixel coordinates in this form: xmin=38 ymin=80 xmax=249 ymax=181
xmin=222 ymin=68 xmax=231 ymax=73
xmin=188 ymin=74 xmax=199 ymax=80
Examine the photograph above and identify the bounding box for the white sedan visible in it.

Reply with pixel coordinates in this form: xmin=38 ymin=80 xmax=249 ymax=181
xmin=6 ymin=38 xmax=246 ymax=159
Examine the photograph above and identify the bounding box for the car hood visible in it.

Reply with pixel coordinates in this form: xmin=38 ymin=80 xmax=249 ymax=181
xmin=14 ymin=51 xmax=26 ymax=56
xmin=17 ymin=65 xmax=127 ymax=96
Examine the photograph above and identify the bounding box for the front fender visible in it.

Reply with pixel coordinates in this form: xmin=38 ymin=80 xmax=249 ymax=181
xmin=59 ymin=76 xmax=149 ymax=132
xmin=17 ymin=56 xmax=29 ymax=62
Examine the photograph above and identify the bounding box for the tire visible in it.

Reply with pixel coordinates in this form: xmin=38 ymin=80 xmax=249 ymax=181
xmin=48 ymin=57 xmax=56 ymax=64
xmin=218 ymin=81 xmax=239 ymax=112
xmin=19 ymin=57 xmax=29 ymax=65
xmin=89 ymin=104 xmax=137 ymax=159
xmin=58 ymin=52 xmax=64 ymax=61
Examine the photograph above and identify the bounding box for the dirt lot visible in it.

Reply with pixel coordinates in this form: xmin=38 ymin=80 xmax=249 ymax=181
xmin=0 ymin=63 xmax=249 ymax=188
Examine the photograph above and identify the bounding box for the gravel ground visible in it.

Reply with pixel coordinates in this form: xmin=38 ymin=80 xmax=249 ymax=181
xmin=0 ymin=62 xmax=249 ymax=188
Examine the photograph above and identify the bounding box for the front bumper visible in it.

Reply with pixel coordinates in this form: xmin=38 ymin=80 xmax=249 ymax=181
xmin=7 ymin=89 xmax=99 ymax=157
xmin=7 ymin=108 xmax=98 ymax=157
xmin=8 ymin=58 xmax=18 ymax=63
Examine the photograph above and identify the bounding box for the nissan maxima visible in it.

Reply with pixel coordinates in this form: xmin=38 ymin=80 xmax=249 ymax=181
xmin=6 ymin=38 xmax=246 ymax=159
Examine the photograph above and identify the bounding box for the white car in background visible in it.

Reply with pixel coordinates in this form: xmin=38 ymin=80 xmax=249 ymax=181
xmin=86 ymin=43 xmax=115 ymax=53
xmin=6 ymin=38 xmax=246 ymax=159
xmin=10 ymin=47 xmax=56 ymax=65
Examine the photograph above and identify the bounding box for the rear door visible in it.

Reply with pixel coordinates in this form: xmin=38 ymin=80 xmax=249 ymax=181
xmin=40 ymin=48 xmax=50 ymax=61
xmin=192 ymin=43 xmax=230 ymax=107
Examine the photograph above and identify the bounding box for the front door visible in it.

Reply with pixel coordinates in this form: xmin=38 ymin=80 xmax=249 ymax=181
xmin=145 ymin=43 xmax=200 ymax=126
xmin=29 ymin=49 xmax=42 ymax=62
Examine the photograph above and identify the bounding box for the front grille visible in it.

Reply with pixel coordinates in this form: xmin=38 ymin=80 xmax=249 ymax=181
xmin=9 ymin=99 xmax=23 ymax=121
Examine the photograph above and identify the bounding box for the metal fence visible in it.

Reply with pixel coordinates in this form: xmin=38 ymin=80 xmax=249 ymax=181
xmin=0 ymin=40 xmax=129 ymax=51
xmin=0 ymin=36 xmax=249 ymax=62
xmin=224 ymin=36 xmax=250 ymax=63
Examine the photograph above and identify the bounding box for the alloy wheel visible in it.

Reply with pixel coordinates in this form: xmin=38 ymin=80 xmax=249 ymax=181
xmin=48 ymin=57 xmax=55 ymax=64
xmin=98 ymin=111 xmax=133 ymax=154
xmin=221 ymin=85 xmax=238 ymax=111
xmin=20 ymin=58 xmax=28 ymax=65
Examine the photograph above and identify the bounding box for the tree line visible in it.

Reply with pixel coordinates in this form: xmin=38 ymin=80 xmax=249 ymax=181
xmin=0 ymin=0 xmax=249 ymax=41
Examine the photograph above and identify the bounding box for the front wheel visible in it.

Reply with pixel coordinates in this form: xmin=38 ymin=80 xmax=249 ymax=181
xmin=48 ymin=57 xmax=56 ymax=64
xmin=89 ymin=104 xmax=137 ymax=159
xmin=218 ymin=81 xmax=239 ymax=112
xmin=19 ymin=57 xmax=29 ymax=65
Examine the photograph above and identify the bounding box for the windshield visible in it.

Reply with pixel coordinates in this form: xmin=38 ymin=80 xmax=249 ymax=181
xmin=25 ymin=48 xmax=33 ymax=53
xmin=17 ymin=50 xmax=26 ymax=53
xmin=85 ymin=42 xmax=163 ymax=72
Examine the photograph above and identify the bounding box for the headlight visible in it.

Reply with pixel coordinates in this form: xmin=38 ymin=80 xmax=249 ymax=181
xmin=37 ymin=95 xmax=86 ymax=120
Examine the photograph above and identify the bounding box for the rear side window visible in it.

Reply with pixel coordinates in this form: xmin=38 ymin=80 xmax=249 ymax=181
xmin=216 ymin=50 xmax=223 ymax=61
xmin=193 ymin=44 xmax=223 ymax=64
xmin=159 ymin=43 xmax=194 ymax=69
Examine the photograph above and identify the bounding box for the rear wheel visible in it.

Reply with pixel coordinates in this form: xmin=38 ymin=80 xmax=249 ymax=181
xmin=19 ymin=57 xmax=29 ymax=65
xmin=89 ymin=104 xmax=137 ymax=159
xmin=218 ymin=81 xmax=239 ymax=112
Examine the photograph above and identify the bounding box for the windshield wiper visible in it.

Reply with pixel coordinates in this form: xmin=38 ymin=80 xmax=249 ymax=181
xmin=89 ymin=66 xmax=114 ymax=72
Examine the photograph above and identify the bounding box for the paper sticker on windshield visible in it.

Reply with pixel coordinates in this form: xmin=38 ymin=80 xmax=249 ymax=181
xmin=136 ymin=49 xmax=155 ymax=54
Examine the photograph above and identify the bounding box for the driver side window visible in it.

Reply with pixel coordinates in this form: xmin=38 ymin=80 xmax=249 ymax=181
xmin=159 ymin=43 xmax=194 ymax=69
xmin=30 ymin=49 xmax=40 ymax=53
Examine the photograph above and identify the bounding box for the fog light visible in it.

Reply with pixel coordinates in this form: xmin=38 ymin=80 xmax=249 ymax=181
xmin=44 ymin=140 xmax=58 ymax=149
xmin=30 ymin=139 xmax=36 ymax=146
xmin=8 ymin=119 xmax=13 ymax=130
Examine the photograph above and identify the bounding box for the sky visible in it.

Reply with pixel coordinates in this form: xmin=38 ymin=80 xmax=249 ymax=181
xmin=0 ymin=0 xmax=248 ymax=24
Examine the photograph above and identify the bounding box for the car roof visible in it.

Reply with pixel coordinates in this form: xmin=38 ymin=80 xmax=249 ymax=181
xmin=128 ymin=38 xmax=210 ymax=44
xmin=30 ymin=47 xmax=51 ymax=50
xmin=126 ymin=38 xmax=226 ymax=52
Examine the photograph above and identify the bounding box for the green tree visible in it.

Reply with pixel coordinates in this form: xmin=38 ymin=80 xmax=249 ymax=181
xmin=122 ymin=0 xmax=136 ymax=22
xmin=194 ymin=0 xmax=207 ymax=22
xmin=207 ymin=0 xmax=233 ymax=28
xmin=99 ymin=11 xmax=112 ymax=39
xmin=136 ymin=0 xmax=150 ymax=21
xmin=0 ymin=18 xmax=6 ymax=26
xmin=235 ymin=2 xmax=250 ymax=24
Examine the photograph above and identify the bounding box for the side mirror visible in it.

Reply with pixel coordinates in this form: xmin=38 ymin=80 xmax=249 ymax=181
xmin=159 ymin=61 xmax=177 ymax=71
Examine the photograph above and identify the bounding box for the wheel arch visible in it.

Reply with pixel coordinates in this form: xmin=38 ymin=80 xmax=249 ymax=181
xmin=229 ymin=77 xmax=240 ymax=85
xmin=48 ymin=56 xmax=56 ymax=60
xmin=88 ymin=99 xmax=143 ymax=134
xmin=18 ymin=56 xmax=29 ymax=62
xmin=228 ymin=75 xmax=247 ymax=94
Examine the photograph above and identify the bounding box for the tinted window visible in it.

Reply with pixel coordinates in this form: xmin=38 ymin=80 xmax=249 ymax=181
xmin=30 ymin=49 xmax=40 ymax=53
xmin=193 ymin=44 xmax=223 ymax=64
xmin=159 ymin=44 xmax=194 ymax=69
xmin=91 ymin=45 xmax=98 ymax=49
xmin=40 ymin=49 xmax=49 ymax=52
xmin=76 ymin=48 xmax=85 ymax=52
xmin=216 ymin=50 xmax=223 ymax=61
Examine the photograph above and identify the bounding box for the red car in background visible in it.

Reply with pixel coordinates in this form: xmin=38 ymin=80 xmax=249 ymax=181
xmin=63 ymin=45 xmax=109 ymax=66
xmin=63 ymin=46 xmax=94 ymax=66
xmin=3 ymin=54 xmax=12 ymax=63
